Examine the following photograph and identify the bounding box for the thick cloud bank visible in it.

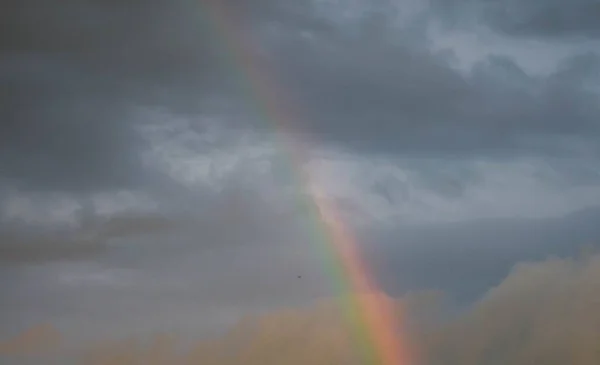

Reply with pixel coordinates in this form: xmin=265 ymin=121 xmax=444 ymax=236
xmin=2 ymin=253 xmax=599 ymax=364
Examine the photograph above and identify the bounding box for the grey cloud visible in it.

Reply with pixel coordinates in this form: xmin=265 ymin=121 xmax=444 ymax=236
xmin=2 ymin=202 xmax=599 ymax=348
xmin=0 ymin=214 xmax=177 ymax=265
xmin=0 ymin=234 xmax=107 ymax=265
xmin=6 ymin=254 xmax=600 ymax=365
xmin=4 ymin=2 xmax=600 ymax=363
xmin=0 ymin=0 xmax=232 ymax=195
xmin=1 ymin=0 xmax=225 ymax=88
xmin=0 ymin=0 xmax=328 ymax=197
xmin=266 ymin=5 xmax=599 ymax=158
xmin=267 ymin=37 xmax=600 ymax=158
xmin=410 ymin=159 xmax=482 ymax=198
xmin=0 ymin=188 xmax=328 ymax=344
xmin=433 ymin=0 xmax=600 ymax=40
xmin=361 ymin=205 xmax=600 ymax=303
xmin=94 ymin=215 xmax=178 ymax=240
xmin=0 ymin=54 xmax=150 ymax=193
xmin=3 ymin=0 xmax=600 ymax=199
xmin=428 ymin=253 xmax=600 ymax=365
xmin=0 ymin=0 xmax=319 ymax=105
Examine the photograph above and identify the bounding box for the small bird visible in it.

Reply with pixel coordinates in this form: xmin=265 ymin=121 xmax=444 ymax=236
xmin=297 ymin=275 xmax=302 ymax=279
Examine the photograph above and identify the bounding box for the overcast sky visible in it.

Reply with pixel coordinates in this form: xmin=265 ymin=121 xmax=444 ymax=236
xmin=1 ymin=0 xmax=600 ymax=348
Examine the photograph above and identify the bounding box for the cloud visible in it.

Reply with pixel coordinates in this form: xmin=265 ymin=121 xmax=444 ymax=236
xmin=0 ymin=0 xmax=228 ymax=91
xmin=5 ymin=253 xmax=600 ymax=364
xmin=363 ymin=206 xmax=600 ymax=303
xmin=3 ymin=0 xmax=600 ymax=203
xmin=2 ymin=163 xmax=600 ymax=350
xmin=0 ymin=53 xmax=149 ymax=193
xmin=1 ymin=0 xmax=600 ymax=269
xmin=426 ymin=253 xmax=600 ymax=365
xmin=305 ymin=152 xmax=600 ymax=226
xmin=0 ymin=0 xmax=331 ymax=199
xmin=0 ymin=323 xmax=61 ymax=356
xmin=0 ymin=0 xmax=225 ymax=195
xmin=270 ymin=40 xmax=600 ymax=158
xmin=432 ymin=0 xmax=600 ymax=40
xmin=0 ymin=214 xmax=177 ymax=264
xmin=2 ymin=2 xmax=600 ymax=363
xmin=0 ymin=235 xmax=107 ymax=264
xmin=92 ymin=214 xmax=179 ymax=240
xmin=0 ymin=188 xmax=331 ymax=344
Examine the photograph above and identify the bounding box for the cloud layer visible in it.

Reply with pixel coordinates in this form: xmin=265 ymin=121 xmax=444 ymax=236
xmin=2 ymin=1 xmax=600 ymax=364
xmin=433 ymin=0 xmax=600 ymax=39
xmin=2 ymin=0 xmax=599 ymax=197
xmin=3 ymin=253 xmax=599 ymax=364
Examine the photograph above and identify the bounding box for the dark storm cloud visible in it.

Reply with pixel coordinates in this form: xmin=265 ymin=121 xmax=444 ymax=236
xmin=2 ymin=0 xmax=600 ymax=197
xmin=0 ymin=0 xmax=232 ymax=194
xmin=0 ymin=55 xmax=147 ymax=193
xmin=0 ymin=0 xmax=332 ymax=195
xmin=0 ymin=0 xmax=225 ymax=88
xmin=432 ymin=0 xmax=600 ymax=39
xmin=267 ymin=5 xmax=599 ymax=157
xmin=270 ymin=38 xmax=600 ymax=157
xmin=361 ymin=206 xmax=600 ymax=303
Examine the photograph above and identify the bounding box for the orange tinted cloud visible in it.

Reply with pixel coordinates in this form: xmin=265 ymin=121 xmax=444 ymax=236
xmin=4 ymin=254 xmax=600 ymax=365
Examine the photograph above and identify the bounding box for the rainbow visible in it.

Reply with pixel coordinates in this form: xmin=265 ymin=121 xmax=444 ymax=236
xmin=198 ymin=1 xmax=411 ymax=364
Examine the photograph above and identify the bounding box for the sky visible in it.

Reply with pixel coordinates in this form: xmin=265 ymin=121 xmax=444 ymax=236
xmin=1 ymin=0 xmax=600 ymax=360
